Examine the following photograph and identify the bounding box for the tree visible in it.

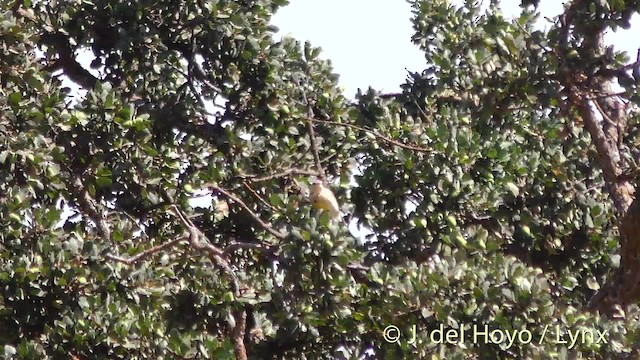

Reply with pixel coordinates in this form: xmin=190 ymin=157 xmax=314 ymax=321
xmin=2 ymin=0 xmax=640 ymax=358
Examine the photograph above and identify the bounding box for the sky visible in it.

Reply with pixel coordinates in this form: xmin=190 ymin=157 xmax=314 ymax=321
xmin=271 ymin=0 xmax=639 ymax=97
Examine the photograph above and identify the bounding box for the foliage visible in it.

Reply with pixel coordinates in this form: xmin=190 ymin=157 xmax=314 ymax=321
xmin=1 ymin=0 xmax=640 ymax=359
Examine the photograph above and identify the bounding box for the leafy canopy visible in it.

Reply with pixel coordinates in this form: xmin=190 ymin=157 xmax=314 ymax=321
xmin=1 ymin=0 xmax=640 ymax=359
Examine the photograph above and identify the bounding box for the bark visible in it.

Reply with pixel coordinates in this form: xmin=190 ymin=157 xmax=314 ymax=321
xmin=231 ymin=310 xmax=248 ymax=360
xmin=556 ymin=1 xmax=639 ymax=312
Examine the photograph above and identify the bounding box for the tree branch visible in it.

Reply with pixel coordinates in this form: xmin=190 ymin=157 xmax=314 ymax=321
xmin=231 ymin=309 xmax=248 ymax=360
xmin=242 ymin=168 xmax=320 ymax=182
xmin=69 ymin=174 xmax=111 ymax=240
xmin=299 ymin=85 xmax=325 ymax=182
xmin=41 ymin=32 xmax=99 ymax=89
xmin=171 ymin=205 xmax=248 ymax=360
xmin=171 ymin=205 xmax=238 ymax=289
xmin=570 ymin=51 xmax=633 ymax=214
xmin=554 ymin=0 xmax=636 ymax=312
xmin=106 ymin=237 xmax=185 ymax=264
xmin=207 ymin=184 xmax=286 ymax=240
xmin=310 ymin=119 xmax=435 ymax=154
xmin=223 ymin=241 xmax=277 ymax=257
xmin=242 ymin=181 xmax=277 ymax=212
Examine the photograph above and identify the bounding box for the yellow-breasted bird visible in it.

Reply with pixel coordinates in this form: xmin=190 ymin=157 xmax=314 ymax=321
xmin=309 ymin=179 xmax=341 ymax=220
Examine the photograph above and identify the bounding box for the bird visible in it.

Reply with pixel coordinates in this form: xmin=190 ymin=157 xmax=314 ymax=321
xmin=309 ymin=179 xmax=341 ymax=220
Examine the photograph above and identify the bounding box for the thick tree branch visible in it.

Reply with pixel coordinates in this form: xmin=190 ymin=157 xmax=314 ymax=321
xmin=164 ymin=39 xmax=223 ymax=94
xmin=576 ymin=98 xmax=632 ymax=214
xmin=231 ymin=309 xmax=248 ymax=360
xmin=554 ymin=3 xmax=634 ymax=214
xmin=41 ymin=32 xmax=99 ymax=89
xmin=171 ymin=205 xmax=239 ymax=289
xmin=171 ymin=205 xmax=248 ymax=360
xmin=69 ymin=174 xmax=111 ymax=240
xmin=555 ymin=1 xmax=637 ymax=312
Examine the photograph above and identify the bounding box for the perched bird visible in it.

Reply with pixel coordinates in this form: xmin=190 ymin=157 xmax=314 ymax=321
xmin=309 ymin=179 xmax=341 ymax=220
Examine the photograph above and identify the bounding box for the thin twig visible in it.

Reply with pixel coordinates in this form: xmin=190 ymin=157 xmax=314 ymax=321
xmin=584 ymin=91 xmax=627 ymax=100
xmin=414 ymin=100 xmax=433 ymax=122
xmin=244 ymin=168 xmax=320 ymax=182
xmin=299 ymin=84 xmax=325 ymax=181
xmin=206 ymin=184 xmax=286 ymax=240
xmin=117 ymin=211 xmax=149 ymax=237
xmin=593 ymin=98 xmax=618 ymax=128
xmin=320 ymin=152 xmax=338 ymax=165
xmin=593 ymin=97 xmax=626 ymax=148
xmin=310 ymin=119 xmax=435 ymax=154
xmin=580 ymin=182 xmax=605 ymax=194
xmin=243 ymin=181 xmax=277 ymax=212
xmin=223 ymin=241 xmax=277 ymax=257
xmin=106 ymin=237 xmax=185 ymax=264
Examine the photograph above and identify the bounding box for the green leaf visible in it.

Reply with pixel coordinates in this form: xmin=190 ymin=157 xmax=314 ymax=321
xmin=8 ymin=92 xmax=22 ymax=105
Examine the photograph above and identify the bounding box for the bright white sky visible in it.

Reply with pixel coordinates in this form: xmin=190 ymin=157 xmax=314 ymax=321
xmin=272 ymin=0 xmax=640 ymax=97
